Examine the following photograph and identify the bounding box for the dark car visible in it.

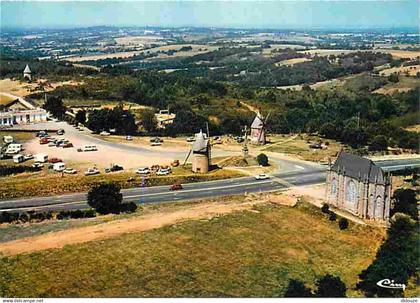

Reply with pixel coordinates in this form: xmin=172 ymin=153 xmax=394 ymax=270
xmin=170 ymin=183 xmax=183 ymax=191
xmin=105 ymin=164 xmax=124 ymax=173
xmin=48 ymin=157 xmax=63 ymax=164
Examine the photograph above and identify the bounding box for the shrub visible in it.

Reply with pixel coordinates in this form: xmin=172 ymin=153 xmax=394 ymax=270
xmin=87 ymin=183 xmax=123 ymax=215
xmin=315 ymin=274 xmax=347 ymax=297
xmin=256 ymin=153 xmax=269 ymax=166
xmin=120 ymin=202 xmax=138 ymax=213
xmin=284 ymin=279 xmax=313 ymax=297
xmin=338 ymin=218 xmax=349 ymax=230
xmin=329 ymin=212 xmax=337 ymax=221
xmin=321 ymin=204 xmax=330 ymax=214
xmin=0 ymin=165 xmax=41 ymax=177
xmin=18 ymin=212 xmax=30 ymax=223
xmin=369 ymin=135 xmax=388 ymax=151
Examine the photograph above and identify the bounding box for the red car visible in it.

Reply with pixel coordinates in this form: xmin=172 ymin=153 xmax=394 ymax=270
xmin=48 ymin=157 xmax=63 ymax=163
xmin=39 ymin=138 xmax=49 ymax=144
xmin=170 ymin=184 xmax=183 ymax=191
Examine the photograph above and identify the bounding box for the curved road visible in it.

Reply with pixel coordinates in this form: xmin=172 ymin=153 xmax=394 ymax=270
xmin=1 ymin=157 xmax=419 ymax=213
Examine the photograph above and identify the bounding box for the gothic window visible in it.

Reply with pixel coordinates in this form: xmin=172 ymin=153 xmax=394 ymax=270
xmin=375 ymin=196 xmax=383 ymax=219
xmin=331 ymin=178 xmax=338 ymax=198
xmin=345 ymin=180 xmax=357 ymax=204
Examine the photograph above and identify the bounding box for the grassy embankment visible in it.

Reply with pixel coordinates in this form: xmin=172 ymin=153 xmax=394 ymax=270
xmin=0 ymin=166 xmax=243 ymax=199
xmin=0 ymin=199 xmax=387 ymax=297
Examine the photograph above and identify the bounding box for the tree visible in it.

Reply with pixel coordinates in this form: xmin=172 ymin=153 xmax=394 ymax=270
xmin=140 ymin=109 xmax=157 ymax=133
xmin=338 ymin=218 xmax=349 ymax=230
xmin=43 ymin=96 xmax=66 ymax=119
xmin=388 ymin=73 xmax=399 ymax=83
xmin=75 ymin=110 xmax=86 ymax=125
xmin=87 ymin=183 xmax=123 ymax=215
xmin=284 ymin=279 xmax=313 ymax=297
xmin=256 ymin=153 xmax=269 ymax=166
xmin=321 ymin=204 xmax=330 ymax=214
xmin=329 ymin=212 xmax=337 ymax=221
xmin=319 ymin=122 xmax=340 ymax=139
xmin=357 ymin=213 xmax=420 ymax=297
xmin=391 ymin=188 xmax=418 ymax=220
xmin=369 ymin=135 xmax=388 ymax=151
xmin=315 ymin=274 xmax=347 ymax=297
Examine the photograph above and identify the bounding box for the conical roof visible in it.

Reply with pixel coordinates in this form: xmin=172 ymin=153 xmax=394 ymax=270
xmin=192 ymin=130 xmax=209 ymax=152
xmin=23 ymin=65 xmax=31 ymax=73
xmin=251 ymin=114 xmax=264 ymax=129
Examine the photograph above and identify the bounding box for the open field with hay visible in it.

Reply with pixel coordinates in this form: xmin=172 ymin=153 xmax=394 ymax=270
xmin=0 ymin=198 xmax=387 ymax=297
xmin=275 ymin=57 xmax=312 ymax=66
xmin=373 ymin=76 xmax=420 ymax=95
xmin=379 ymin=65 xmax=420 ymax=77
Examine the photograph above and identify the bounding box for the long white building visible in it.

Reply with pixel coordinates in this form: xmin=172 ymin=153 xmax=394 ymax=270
xmin=0 ymin=94 xmax=47 ymax=126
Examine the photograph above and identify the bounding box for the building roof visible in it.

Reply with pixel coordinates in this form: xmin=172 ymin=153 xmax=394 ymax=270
xmin=192 ymin=130 xmax=209 ymax=153
xmin=331 ymin=151 xmax=387 ymax=184
xmin=23 ymin=65 xmax=31 ymax=73
xmin=251 ymin=114 xmax=264 ymax=129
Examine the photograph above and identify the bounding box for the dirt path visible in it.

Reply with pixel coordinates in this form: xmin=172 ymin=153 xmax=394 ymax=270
xmin=0 ymin=197 xmax=287 ymax=256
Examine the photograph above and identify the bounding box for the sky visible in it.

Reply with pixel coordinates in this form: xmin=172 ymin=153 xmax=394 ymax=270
xmin=1 ymin=1 xmax=418 ymax=30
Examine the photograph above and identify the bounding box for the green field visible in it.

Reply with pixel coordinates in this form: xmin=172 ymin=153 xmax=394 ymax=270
xmin=0 ymin=201 xmax=386 ymax=297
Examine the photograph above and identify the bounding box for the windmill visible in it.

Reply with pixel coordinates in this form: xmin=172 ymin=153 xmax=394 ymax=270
xmin=183 ymin=123 xmax=211 ymax=173
xmin=250 ymin=110 xmax=271 ymax=145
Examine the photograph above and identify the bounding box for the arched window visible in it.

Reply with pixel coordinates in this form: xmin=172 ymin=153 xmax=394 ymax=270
xmin=345 ymin=180 xmax=357 ymax=204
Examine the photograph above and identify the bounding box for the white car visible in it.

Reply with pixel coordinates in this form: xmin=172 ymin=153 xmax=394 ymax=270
xmin=135 ymin=167 xmax=150 ymax=174
xmin=63 ymin=168 xmax=77 ymax=174
xmin=150 ymin=141 xmax=162 ymax=146
xmin=156 ymin=169 xmax=171 ymax=176
xmin=100 ymin=131 xmax=110 ymax=136
xmin=84 ymin=167 xmax=100 ymax=176
xmin=32 ymin=162 xmax=44 ymax=169
xmin=255 ymin=174 xmax=270 ymax=180
xmin=125 ymin=136 xmax=133 ymax=141
xmin=23 ymin=154 xmax=34 ymax=161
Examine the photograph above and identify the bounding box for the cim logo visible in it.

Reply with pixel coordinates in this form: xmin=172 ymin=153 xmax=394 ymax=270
xmin=377 ymin=279 xmax=406 ymax=291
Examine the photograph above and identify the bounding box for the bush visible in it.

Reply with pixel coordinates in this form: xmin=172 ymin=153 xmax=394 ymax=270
xmin=284 ymin=279 xmax=313 ymax=297
xmin=87 ymin=183 xmax=123 ymax=215
xmin=315 ymin=274 xmax=347 ymax=297
xmin=120 ymin=202 xmax=138 ymax=213
xmin=0 ymin=165 xmax=41 ymax=177
xmin=18 ymin=212 xmax=30 ymax=223
xmin=321 ymin=204 xmax=330 ymax=214
xmin=256 ymin=153 xmax=269 ymax=166
xmin=329 ymin=212 xmax=337 ymax=221
xmin=338 ymin=218 xmax=349 ymax=230
xmin=369 ymin=135 xmax=388 ymax=151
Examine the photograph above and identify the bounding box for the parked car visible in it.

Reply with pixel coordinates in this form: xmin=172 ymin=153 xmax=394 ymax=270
xmin=255 ymin=173 xmax=270 ymax=180
xmin=39 ymin=138 xmax=49 ymax=144
xmin=23 ymin=154 xmax=34 ymax=161
xmin=84 ymin=167 xmax=100 ymax=176
xmin=57 ymin=129 xmax=65 ymax=135
xmin=135 ymin=167 xmax=150 ymax=174
xmin=105 ymin=164 xmax=124 ymax=173
xmin=187 ymin=136 xmax=195 ymax=142
xmin=62 ymin=142 xmax=73 ymax=148
xmin=63 ymin=168 xmax=77 ymax=174
xmin=13 ymin=154 xmax=24 ymax=163
xmin=125 ymin=136 xmax=133 ymax=141
xmin=32 ymin=162 xmax=44 ymax=169
xmin=170 ymin=184 xmax=183 ymax=191
xmin=171 ymin=159 xmax=180 ymax=167
xmin=156 ymin=168 xmax=171 ymax=176
xmin=100 ymin=131 xmax=110 ymax=136
xmin=5 ymin=144 xmax=22 ymax=154
xmin=48 ymin=157 xmax=63 ymax=164
xmin=48 ymin=141 xmax=56 ymax=147
xmin=3 ymin=135 xmax=14 ymax=144
xmin=53 ymin=162 xmax=66 ymax=172
xmin=34 ymin=153 xmax=48 ymax=163
xmin=83 ymin=145 xmax=97 ymax=152
xmin=150 ymin=141 xmax=162 ymax=146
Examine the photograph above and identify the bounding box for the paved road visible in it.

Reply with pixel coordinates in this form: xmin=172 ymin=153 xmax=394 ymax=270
xmin=1 ymin=157 xmax=418 ymax=213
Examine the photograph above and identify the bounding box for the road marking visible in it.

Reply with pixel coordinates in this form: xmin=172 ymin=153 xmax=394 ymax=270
xmin=294 ymin=165 xmax=305 ymax=170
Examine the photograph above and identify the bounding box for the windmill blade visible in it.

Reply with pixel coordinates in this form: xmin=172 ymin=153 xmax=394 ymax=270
xmin=264 ymin=110 xmax=272 ymax=124
xmin=183 ymin=147 xmax=193 ymax=166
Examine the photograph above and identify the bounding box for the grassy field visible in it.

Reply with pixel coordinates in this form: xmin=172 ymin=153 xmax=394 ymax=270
xmin=0 ymin=166 xmax=243 ymax=199
xmin=373 ymin=76 xmax=420 ymax=95
xmin=0 ymin=200 xmax=386 ymax=297
xmin=264 ymin=134 xmax=342 ymax=162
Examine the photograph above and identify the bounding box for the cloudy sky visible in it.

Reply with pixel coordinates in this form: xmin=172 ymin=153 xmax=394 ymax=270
xmin=1 ymin=1 xmax=418 ymax=30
